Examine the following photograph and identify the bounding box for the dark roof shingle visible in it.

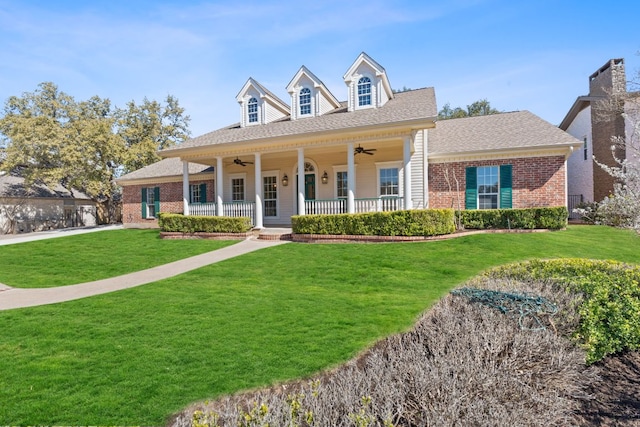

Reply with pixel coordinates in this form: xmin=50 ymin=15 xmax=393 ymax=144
xmin=116 ymin=157 xmax=214 ymax=182
xmin=429 ymin=111 xmax=583 ymax=155
xmin=161 ymin=87 xmax=437 ymax=154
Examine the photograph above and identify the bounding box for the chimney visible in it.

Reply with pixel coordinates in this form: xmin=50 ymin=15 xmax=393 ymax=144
xmin=589 ymin=58 xmax=626 ymax=97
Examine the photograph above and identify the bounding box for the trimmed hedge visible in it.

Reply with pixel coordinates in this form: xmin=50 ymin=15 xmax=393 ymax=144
xmin=456 ymin=207 xmax=568 ymax=230
xmin=292 ymin=209 xmax=456 ymax=236
xmin=485 ymin=258 xmax=640 ymax=364
xmin=157 ymin=213 xmax=252 ymax=233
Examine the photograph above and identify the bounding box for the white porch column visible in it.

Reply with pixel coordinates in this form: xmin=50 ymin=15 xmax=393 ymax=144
xmin=216 ymin=156 xmax=224 ymax=216
xmin=254 ymin=152 xmax=263 ymax=229
xmin=347 ymin=142 xmax=355 ymax=214
xmin=403 ymin=136 xmax=413 ymax=209
xmin=423 ymin=130 xmax=429 ymax=208
xmin=297 ymin=148 xmax=305 ymax=215
xmin=182 ymin=160 xmax=190 ymax=216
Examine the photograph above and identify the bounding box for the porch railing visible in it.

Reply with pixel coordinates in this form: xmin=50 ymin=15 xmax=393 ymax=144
xmin=223 ymin=201 xmax=255 ymax=226
xmin=188 ymin=201 xmax=255 ymax=226
xmin=189 ymin=197 xmax=401 ymax=225
xmin=305 ymin=197 xmax=404 ymax=215
xmin=355 ymin=197 xmax=404 ymax=212
xmin=188 ymin=202 xmax=217 ymax=216
xmin=305 ymin=199 xmax=347 ymax=215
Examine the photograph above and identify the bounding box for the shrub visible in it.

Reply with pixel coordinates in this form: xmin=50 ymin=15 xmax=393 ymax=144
xmin=292 ymin=209 xmax=456 ymax=236
xmin=168 ymin=258 xmax=639 ymax=426
xmin=457 ymin=206 xmax=568 ymax=230
xmin=169 ymin=271 xmax=592 ymax=427
xmin=157 ymin=213 xmax=252 ymax=233
xmin=484 ymin=259 xmax=640 ymax=364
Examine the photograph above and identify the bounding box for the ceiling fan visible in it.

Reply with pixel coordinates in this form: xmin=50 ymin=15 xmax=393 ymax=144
xmin=233 ymin=157 xmax=254 ymax=167
xmin=354 ymin=144 xmax=376 ymax=155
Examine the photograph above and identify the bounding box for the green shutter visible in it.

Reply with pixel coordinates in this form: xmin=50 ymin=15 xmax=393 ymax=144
xmin=500 ymin=164 xmax=512 ymax=209
xmin=154 ymin=187 xmax=160 ymax=216
xmin=200 ymin=183 xmax=207 ymax=203
xmin=141 ymin=188 xmax=147 ymax=219
xmin=465 ymin=167 xmax=477 ymax=210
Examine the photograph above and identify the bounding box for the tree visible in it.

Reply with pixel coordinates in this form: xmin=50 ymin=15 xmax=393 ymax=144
xmin=438 ymin=99 xmax=501 ymax=120
xmin=0 ymin=82 xmax=191 ymax=222
xmin=116 ymin=95 xmax=191 ymax=173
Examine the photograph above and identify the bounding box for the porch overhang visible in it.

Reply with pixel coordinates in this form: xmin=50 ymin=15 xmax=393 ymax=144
xmin=158 ymin=117 xmax=436 ymax=162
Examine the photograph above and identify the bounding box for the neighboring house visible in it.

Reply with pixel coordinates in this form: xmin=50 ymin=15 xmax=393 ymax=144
xmin=0 ymin=172 xmax=97 ymax=234
xmin=560 ymin=58 xmax=640 ymax=216
xmin=117 ymin=52 xmax=583 ymax=228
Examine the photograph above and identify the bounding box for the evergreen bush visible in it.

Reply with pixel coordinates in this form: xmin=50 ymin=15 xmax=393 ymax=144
xmin=158 ymin=213 xmax=252 ymax=233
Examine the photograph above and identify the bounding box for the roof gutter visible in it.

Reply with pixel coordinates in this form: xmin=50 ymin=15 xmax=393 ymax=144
xmin=428 ymin=141 xmax=584 ymax=162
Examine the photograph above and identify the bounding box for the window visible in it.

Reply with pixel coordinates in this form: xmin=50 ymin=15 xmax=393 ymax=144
xmin=465 ymin=165 xmax=512 ymax=210
xmin=232 ymin=177 xmax=245 ymax=201
xmin=477 ymin=166 xmax=499 ymax=209
xmin=141 ymin=187 xmax=159 ymax=219
xmin=248 ymin=97 xmax=258 ymax=123
xmin=358 ymin=76 xmax=371 ymax=106
xmin=299 ymin=88 xmax=311 ymax=116
xmin=263 ymin=175 xmax=278 ymax=217
xmin=583 ymin=137 xmax=588 ymax=161
xmin=190 ymin=183 xmax=207 ymax=204
xmin=379 ymin=168 xmax=399 ymax=196
xmin=336 ymin=171 xmax=348 ymax=198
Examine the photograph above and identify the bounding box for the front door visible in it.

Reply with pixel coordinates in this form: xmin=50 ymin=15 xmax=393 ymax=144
xmin=305 ymin=173 xmax=315 ymax=200
xmin=296 ymin=173 xmax=316 ymax=214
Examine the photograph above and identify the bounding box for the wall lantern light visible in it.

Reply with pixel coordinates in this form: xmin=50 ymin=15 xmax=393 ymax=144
xmin=321 ymin=171 xmax=329 ymax=184
xmin=282 ymin=174 xmax=289 ymax=187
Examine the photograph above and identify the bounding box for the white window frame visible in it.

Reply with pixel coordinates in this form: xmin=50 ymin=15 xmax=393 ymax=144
xmin=247 ymin=97 xmax=259 ymax=124
xmin=332 ymin=165 xmax=356 ymax=199
xmin=230 ymin=173 xmax=246 ymax=202
xmin=299 ymin=87 xmax=312 ymax=116
xmin=477 ymin=166 xmax=499 ymax=209
xmin=262 ymin=170 xmax=280 ymax=219
xmin=375 ymin=161 xmax=402 ymax=198
xmin=145 ymin=187 xmax=157 ymax=218
xmin=357 ymin=76 xmax=372 ymax=108
xmin=189 ymin=184 xmax=201 ymax=204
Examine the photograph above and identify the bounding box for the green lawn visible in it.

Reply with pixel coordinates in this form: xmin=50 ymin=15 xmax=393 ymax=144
xmin=0 ymin=229 xmax=237 ymax=288
xmin=0 ymin=225 xmax=638 ymax=425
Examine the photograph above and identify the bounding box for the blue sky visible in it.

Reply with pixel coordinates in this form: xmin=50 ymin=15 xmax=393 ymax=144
xmin=1 ymin=0 xmax=639 ymax=136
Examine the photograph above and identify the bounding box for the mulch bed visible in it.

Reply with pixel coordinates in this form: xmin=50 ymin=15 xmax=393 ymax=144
xmin=576 ymin=351 xmax=640 ymax=426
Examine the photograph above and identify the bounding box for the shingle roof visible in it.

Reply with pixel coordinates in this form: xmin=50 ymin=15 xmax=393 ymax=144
xmin=0 ymin=173 xmax=92 ymax=199
xmin=116 ymin=157 xmax=214 ymax=182
xmin=429 ymin=110 xmax=583 ymax=156
xmin=161 ymin=87 xmax=437 ymax=154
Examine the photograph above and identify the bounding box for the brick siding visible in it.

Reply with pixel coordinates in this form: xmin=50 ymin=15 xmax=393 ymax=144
xmin=428 ymin=156 xmax=566 ymax=209
xmin=121 ymin=179 xmax=214 ymax=228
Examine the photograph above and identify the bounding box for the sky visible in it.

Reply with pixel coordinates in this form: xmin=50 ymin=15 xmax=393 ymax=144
xmin=1 ymin=0 xmax=639 ymax=137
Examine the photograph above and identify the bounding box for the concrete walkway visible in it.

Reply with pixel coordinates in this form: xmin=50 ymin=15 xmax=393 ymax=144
xmin=0 ymin=237 xmax=289 ymax=310
xmin=0 ymin=224 xmax=124 ymax=246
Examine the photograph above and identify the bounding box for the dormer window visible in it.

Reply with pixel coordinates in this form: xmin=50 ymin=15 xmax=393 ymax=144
xmin=299 ymin=88 xmax=311 ymax=116
xmin=344 ymin=53 xmax=392 ymax=111
xmin=358 ymin=77 xmax=372 ymax=107
xmin=248 ymin=97 xmax=258 ymax=123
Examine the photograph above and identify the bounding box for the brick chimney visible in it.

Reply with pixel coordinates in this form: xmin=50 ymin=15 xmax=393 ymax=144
xmin=589 ymin=58 xmax=627 ymax=202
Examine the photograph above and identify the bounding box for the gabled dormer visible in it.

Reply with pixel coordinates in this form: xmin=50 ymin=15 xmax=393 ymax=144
xmin=236 ymin=78 xmax=290 ymax=127
xmin=343 ymin=52 xmax=393 ymax=112
xmin=286 ymin=66 xmax=341 ymax=120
